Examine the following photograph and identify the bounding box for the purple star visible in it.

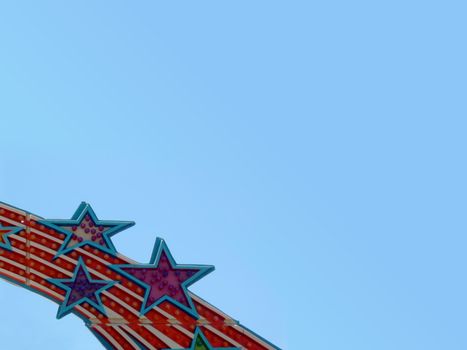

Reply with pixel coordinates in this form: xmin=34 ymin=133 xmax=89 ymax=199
xmin=112 ymin=238 xmax=214 ymax=317
xmin=49 ymin=258 xmax=115 ymax=319
xmin=121 ymin=251 xmax=198 ymax=308
xmin=62 ymin=265 xmax=105 ymax=306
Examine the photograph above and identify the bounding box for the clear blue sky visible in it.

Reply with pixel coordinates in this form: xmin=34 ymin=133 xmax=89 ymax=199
xmin=0 ymin=1 xmax=466 ymax=349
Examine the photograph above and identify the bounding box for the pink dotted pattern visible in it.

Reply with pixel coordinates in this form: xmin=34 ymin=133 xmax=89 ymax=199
xmin=64 ymin=214 xmax=110 ymax=248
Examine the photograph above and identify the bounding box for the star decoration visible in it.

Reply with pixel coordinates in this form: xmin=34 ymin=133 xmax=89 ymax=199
xmin=111 ymin=238 xmax=214 ymax=317
xmin=48 ymin=257 xmax=116 ymax=319
xmin=165 ymin=328 xmax=239 ymax=350
xmin=39 ymin=202 xmax=134 ymax=257
xmin=0 ymin=224 xmax=23 ymax=251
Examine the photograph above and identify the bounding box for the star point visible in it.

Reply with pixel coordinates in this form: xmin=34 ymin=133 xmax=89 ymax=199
xmin=165 ymin=328 xmax=239 ymax=350
xmin=0 ymin=224 xmax=24 ymax=251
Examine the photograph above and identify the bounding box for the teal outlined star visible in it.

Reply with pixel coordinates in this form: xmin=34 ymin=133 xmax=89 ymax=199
xmin=38 ymin=202 xmax=134 ymax=257
xmin=164 ymin=328 xmax=239 ymax=350
xmin=0 ymin=224 xmax=24 ymax=251
xmin=111 ymin=238 xmax=214 ymax=318
xmin=48 ymin=257 xmax=116 ymax=319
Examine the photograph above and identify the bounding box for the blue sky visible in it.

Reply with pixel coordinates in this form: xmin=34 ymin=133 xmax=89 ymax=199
xmin=0 ymin=1 xmax=466 ymax=349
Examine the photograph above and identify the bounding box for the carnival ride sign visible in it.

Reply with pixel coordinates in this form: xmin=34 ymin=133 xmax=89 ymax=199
xmin=0 ymin=201 xmax=280 ymax=350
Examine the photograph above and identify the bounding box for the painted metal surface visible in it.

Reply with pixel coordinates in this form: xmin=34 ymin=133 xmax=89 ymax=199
xmin=0 ymin=201 xmax=281 ymax=350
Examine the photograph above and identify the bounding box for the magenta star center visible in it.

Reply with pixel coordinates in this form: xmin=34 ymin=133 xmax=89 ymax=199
xmin=62 ymin=266 xmax=107 ymax=307
xmin=121 ymin=252 xmax=198 ymax=308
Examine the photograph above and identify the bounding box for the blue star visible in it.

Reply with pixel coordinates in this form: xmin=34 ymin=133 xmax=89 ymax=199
xmin=0 ymin=224 xmax=24 ymax=251
xmin=111 ymin=238 xmax=214 ymax=318
xmin=38 ymin=202 xmax=134 ymax=257
xmin=165 ymin=328 xmax=239 ymax=350
xmin=48 ymin=257 xmax=116 ymax=319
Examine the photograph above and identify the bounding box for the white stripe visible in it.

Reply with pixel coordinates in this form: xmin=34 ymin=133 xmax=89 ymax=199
xmin=94 ymin=325 xmax=125 ymax=350
xmin=0 ymin=207 xmax=41 ymax=223
xmin=144 ymin=324 xmax=182 ymax=348
xmin=0 ymin=255 xmax=26 ymax=270
xmin=173 ymin=323 xmax=194 ymax=338
xmin=103 ymin=308 xmax=126 ymax=322
xmin=0 ymin=206 xmax=28 ymax=218
xmin=121 ymin=324 xmax=158 ymax=350
xmin=232 ymin=324 xmax=276 ymax=350
xmin=10 ymin=235 xmax=26 ymax=242
xmin=30 ymin=255 xmax=73 ymax=277
xmin=149 ymin=306 xmax=194 ymax=338
xmin=102 ymin=290 xmax=141 ymax=317
xmin=190 ymin=290 xmax=278 ymax=349
xmin=10 ymin=246 xmax=27 ymax=256
xmin=116 ymin=283 xmax=144 ymax=301
xmin=190 ymin=293 xmax=232 ymax=320
xmin=29 ymin=267 xmax=58 ymax=282
xmin=0 ymin=267 xmax=25 ymax=283
xmin=29 ymin=279 xmax=64 ymax=300
xmin=204 ymin=324 xmax=244 ymax=348
xmin=191 ymin=292 xmax=274 ymax=348
xmin=0 ymin=263 xmax=97 ymax=323
xmin=30 ymin=240 xmax=57 ymax=255
xmin=30 ymin=227 xmax=63 ymax=244
xmin=0 ymin=216 xmax=26 ymax=229
xmin=112 ymin=325 xmax=139 ymax=349
xmin=76 ymin=247 xmax=114 ymax=267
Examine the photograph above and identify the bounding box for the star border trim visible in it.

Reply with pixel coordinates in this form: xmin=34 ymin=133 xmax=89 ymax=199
xmin=0 ymin=224 xmax=24 ymax=251
xmin=38 ymin=202 xmax=134 ymax=258
xmin=110 ymin=237 xmax=214 ymax=318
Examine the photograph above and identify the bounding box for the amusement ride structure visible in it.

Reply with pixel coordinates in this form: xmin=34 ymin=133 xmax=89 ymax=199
xmin=0 ymin=201 xmax=281 ymax=350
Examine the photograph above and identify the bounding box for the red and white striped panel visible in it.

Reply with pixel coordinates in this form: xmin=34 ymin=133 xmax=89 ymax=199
xmin=0 ymin=203 xmax=280 ymax=350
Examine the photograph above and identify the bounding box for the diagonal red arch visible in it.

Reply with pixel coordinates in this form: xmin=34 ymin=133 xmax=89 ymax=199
xmin=0 ymin=202 xmax=280 ymax=350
